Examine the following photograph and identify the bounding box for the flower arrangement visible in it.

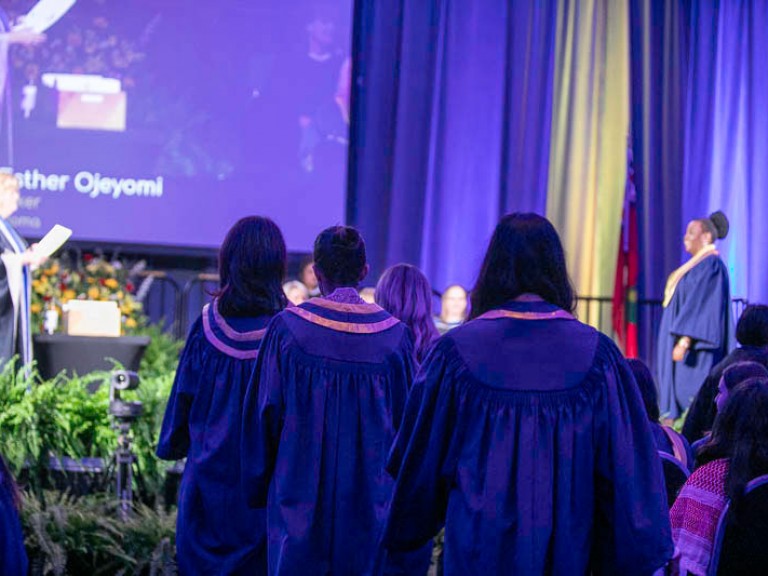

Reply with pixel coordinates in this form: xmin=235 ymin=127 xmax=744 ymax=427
xmin=30 ymin=254 xmax=146 ymax=334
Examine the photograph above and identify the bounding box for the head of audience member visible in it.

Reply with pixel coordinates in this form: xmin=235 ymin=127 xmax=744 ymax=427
xmin=359 ymin=286 xmax=376 ymax=304
xmin=715 ymin=361 xmax=768 ymax=413
xmin=0 ymin=173 xmax=20 ymax=219
xmin=469 ymin=213 xmax=575 ymax=320
xmin=216 ymin=216 xmax=287 ymax=317
xmin=299 ymin=257 xmax=319 ymax=294
xmin=283 ymin=280 xmax=309 ymax=306
xmin=699 ymin=377 xmax=768 ymax=511
xmin=627 ymin=359 xmax=660 ymax=423
xmin=684 ymin=210 xmax=729 ymax=256
xmin=306 ymin=4 xmax=337 ymax=54
xmin=313 ymin=225 xmax=368 ymax=295
xmin=440 ymin=285 xmax=468 ymax=324
xmin=376 ymin=264 xmax=439 ymax=363
xmin=735 ymin=304 xmax=768 ymax=348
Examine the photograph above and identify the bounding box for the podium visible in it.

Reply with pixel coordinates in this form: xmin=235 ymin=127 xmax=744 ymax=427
xmin=33 ymin=334 xmax=151 ymax=380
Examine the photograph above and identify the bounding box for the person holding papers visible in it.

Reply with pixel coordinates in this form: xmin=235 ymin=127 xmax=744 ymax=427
xmin=0 ymin=173 xmax=47 ymax=368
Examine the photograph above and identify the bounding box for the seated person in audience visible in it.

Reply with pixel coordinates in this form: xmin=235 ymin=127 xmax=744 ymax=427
xmin=628 ymin=358 xmax=693 ymax=470
xmin=691 ymin=361 xmax=768 ymax=457
xmin=358 ymin=285 xmax=376 ymax=304
xmin=383 ymin=213 xmax=672 ymax=575
xmin=298 ymin=255 xmax=321 ymax=297
xmin=283 ymin=279 xmax=309 ymax=305
xmin=157 ymin=216 xmax=288 ymax=576
xmin=683 ymin=304 xmax=768 ymax=443
xmin=670 ymin=377 xmax=768 ymax=576
xmin=0 ymin=455 xmax=26 ymax=576
xmin=433 ymin=284 xmax=467 ymax=334
xmin=376 ymin=263 xmax=439 ymax=365
xmin=241 ymin=226 xmax=416 ymax=576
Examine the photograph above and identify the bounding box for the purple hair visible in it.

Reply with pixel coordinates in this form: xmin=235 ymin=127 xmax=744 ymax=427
xmin=375 ymin=264 xmax=439 ymax=363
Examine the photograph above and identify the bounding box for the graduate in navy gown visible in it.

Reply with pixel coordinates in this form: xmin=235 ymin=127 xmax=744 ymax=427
xmin=241 ymin=226 xmax=416 ymax=576
xmin=383 ymin=214 xmax=673 ymax=575
xmin=657 ymin=211 xmax=735 ymax=419
xmin=157 ymin=216 xmax=288 ymax=576
xmin=0 ymin=455 xmax=27 ymax=576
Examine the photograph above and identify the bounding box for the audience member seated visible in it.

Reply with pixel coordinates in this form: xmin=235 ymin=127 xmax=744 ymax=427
xmin=376 ymin=263 xmax=440 ymax=364
xmin=283 ymin=279 xmax=309 ymax=305
xmin=683 ymin=304 xmax=768 ymax=443
xmin=714 ymin=471 xmax=768 ymax=574
xmin=628 ymin=359 xmax=693 ymax=471
xmin=156 ymin=216 xmax=288 ymax=576
xmin=0 ymin=455 xmax=27 ymax=576
xmin=690 ymin=361 xmax=768 ymax=459
xmin=433 ymin=284 xmax=468 ymax=334
xmin=298 ymin=255 xmax=321 ymax=297
xmin=670 ymin=377 xmax=768 ymax=576
xmin=383 ymin=213 xmax=672 ymax=575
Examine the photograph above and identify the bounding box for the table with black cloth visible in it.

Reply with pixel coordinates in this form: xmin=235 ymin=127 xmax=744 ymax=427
xmin=33 ymin=334 xmax=151 ymax=380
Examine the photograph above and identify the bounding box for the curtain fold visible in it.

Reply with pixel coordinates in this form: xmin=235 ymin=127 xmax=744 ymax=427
xmin=546 ymin=0 xmax=630 ymax=320
xmin=682 ymin=0 xmax=768 ymax=302
xmin=629 ymin=0 xmax=690 ymax=366
xmin=349 ymin=0 xmax=558 ymax=290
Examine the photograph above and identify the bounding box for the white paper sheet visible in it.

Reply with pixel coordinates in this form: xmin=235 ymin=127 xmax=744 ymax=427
xmin=32 ymin=224 xmax=72 ymax=258
xmin=13 ymin=0 xmax=77 ymax=34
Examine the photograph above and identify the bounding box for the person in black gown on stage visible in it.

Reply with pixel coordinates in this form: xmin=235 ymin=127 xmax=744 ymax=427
xmin=0 ymin=173 xmax=47 ymax=369
xmin=157 ymin=216 xmax=288 ymax=576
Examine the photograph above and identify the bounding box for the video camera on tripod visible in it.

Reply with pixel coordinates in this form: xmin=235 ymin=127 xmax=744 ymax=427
xmin=109 ymin=370 xmax=143 ymax=421
xmin=109 ymin=370 xmax=142 ymax=517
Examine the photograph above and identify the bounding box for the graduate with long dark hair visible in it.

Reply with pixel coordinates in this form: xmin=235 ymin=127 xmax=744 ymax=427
xmin=383 ymin=213 xmax=673 ymax=575
xmin=157 ymin=216 xmax=287 ymax=576
xmin=241 ymin=226 xmax=416 ymax=576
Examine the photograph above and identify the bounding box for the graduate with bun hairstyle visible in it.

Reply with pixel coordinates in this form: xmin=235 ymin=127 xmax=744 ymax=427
xmin=657 ymin=210 xmax=735 ymax=419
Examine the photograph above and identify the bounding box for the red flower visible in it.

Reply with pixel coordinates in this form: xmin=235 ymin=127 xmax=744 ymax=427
xmin=126 ymin=282 xmax=135 ymax=293
xmin=99 ymin=278 xmax=106 ymax=286
xmin=84 ymin=254 xmax=94 ymax=263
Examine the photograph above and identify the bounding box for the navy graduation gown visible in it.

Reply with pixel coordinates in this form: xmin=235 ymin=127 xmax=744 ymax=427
xmin=241 ymin=292 xmax=416 ymax=576
xmin=157 ymin=301 xmax=272 ymax=576
xmin=657 ymin=255 xmax=734 ymax=418
xmin=383 ymin=300 xmax=673 ymax=576
xmin=0 ymin=458 xmax=27 ymax=576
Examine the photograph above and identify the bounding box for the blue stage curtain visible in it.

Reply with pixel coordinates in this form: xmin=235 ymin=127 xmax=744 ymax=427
xmin=348 ymin=0 xmax=557 ymax=290
xmin=682 ymin=0 xmax=768 ymax=302
xmin=629 ymin=0 xmax=691 ymax=365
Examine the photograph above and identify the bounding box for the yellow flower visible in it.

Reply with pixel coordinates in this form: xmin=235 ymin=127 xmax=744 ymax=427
xmin=43 ymin=263 xmax=59 ymax=276
xmin=125 ymin=317 xmax=137 ymax=329
xmin=104 ymin=278 xmax=119 ymax=289
xmin=116 ymin=291 xmax=124 ymax=300
xmin=30 ymin=303 xmax=42 ymax=314
xmin=63 ymin=289 xmax=76 ymax=301
xmin=87 ymin=287 xmax=100 ymax=300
